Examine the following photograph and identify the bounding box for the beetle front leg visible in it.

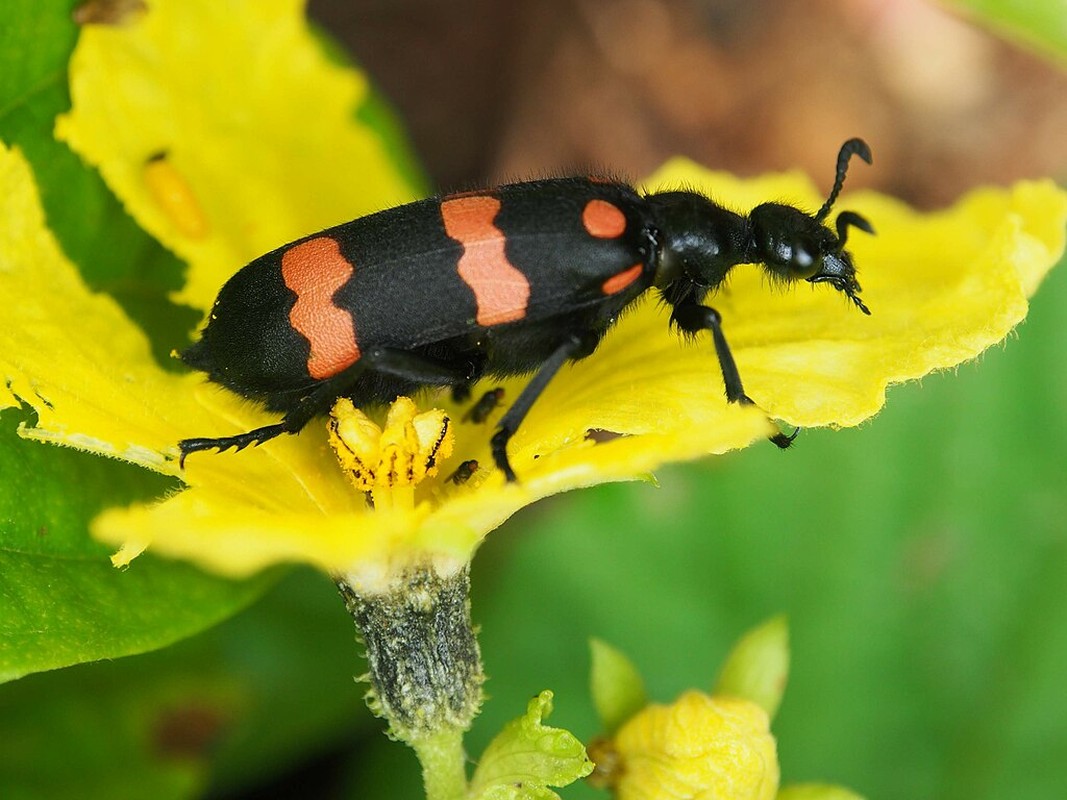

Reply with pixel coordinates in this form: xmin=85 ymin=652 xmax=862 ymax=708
xmin=670 ymin=302 xmax=796 ymax=449
xmin=491 ymin=331 xmax=599 ymax=482
xmin=670 ymin=303 xmax=749 ymax=403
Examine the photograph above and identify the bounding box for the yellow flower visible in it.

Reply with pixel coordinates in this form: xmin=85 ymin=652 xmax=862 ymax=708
xmin=1 ymin=0 xmax=1064 ymax=588
xmin=585 ymin=623 xmax=865 ymax=800
xmin=609 ymin=690 xmax=779 ymax=800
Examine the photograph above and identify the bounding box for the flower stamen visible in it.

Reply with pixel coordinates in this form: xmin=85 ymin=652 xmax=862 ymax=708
xmin=328 ymin=396 xmax=455 ymax=510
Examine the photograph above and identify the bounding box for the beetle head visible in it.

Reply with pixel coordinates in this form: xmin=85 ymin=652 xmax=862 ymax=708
xmin=647 ymin=138 xmax=874 ymax=313
xmin=749 ymin=202 xmax=873 ymax=315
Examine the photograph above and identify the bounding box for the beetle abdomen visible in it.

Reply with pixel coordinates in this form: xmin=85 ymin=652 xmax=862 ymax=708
xmin=185 ymin=178 xmax=654 ymax=400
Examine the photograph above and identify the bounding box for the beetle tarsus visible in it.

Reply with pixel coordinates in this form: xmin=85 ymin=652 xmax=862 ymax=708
xmin=178 ymin=423 xmax=289 ymax=468
xmin=770 ymin=426 xmax=800 ymax=449
xmin=491 ymin=429 xmax=518 ymax=483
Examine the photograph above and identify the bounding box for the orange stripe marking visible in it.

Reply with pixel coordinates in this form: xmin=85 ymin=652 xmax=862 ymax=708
xmin=281 ymin=236 xmax=360 ymax=379
xmin=602 ymin=263 xmax=644 ymax=295
xmin=441 ymin=195 xmax=530 ymax=326
xmin=582 ymin=198 xmax=627 ymax=239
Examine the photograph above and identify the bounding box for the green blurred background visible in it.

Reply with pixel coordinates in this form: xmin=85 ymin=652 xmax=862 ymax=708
xmin=2 ymin=1 xmax=1065 ymax=798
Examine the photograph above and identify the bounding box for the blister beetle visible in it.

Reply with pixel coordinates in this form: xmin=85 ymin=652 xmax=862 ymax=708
xmin=179 ymin=139 xmax=873 ymax=481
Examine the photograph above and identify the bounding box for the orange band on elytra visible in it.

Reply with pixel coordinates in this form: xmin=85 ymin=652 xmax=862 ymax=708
xmin=281 ymin=237 xmax=361 ymax=379
xmin=582 ymin=198 xmax=628 ymax=239
xmin=602 ymin=263 xmax=644 ymax=295
xmin=441 ymin=195 xmax=531 ymax=326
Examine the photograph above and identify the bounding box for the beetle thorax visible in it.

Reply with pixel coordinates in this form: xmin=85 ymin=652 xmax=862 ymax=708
xmin=645 ymin=191 xmax=750 ymax=292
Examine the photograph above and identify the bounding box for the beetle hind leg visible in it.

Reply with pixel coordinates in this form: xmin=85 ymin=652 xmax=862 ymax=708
xmin=178 ymin=347 xmax=480 ymax=468
xmin=178 ymin=379 xmax=340 ymax=467
xmin=178 ymin=423 xmax=290 ymax=467
xmin=491 ymin=331 xmax=599 ymax=482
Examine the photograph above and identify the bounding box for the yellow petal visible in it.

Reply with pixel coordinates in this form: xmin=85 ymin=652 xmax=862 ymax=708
xmin=49 ymin=3 xmax=1065 ymax=583
xmin=94 ymin=486 xmax=434 ymax=583
xmin=0 ymin=141 xmax=361 ymax=553
xmin=0 ymin=141 xmax=186 ymax=471
xmin=56 ymin=0 xmax=419 ymax=313
xmin=89 ymin=166 xmax=1067 ymax=580
xmin=9 ymin=129 xmax=706 ymax=583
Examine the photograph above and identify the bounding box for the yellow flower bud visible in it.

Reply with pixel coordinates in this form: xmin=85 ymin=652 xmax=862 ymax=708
xmin=610 ymin=690 xmax=778 ymax=800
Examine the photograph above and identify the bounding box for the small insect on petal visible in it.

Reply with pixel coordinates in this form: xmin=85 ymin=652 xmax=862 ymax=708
xmin=462 ymin=388 xmax=505 ymax=424
xmin=447 ymin=459 xmax=479 ymax=485
xmin=143 ymin=152 xmax=210 ymax=239
xmin=328 ymin=397 xmax=454 ymax=493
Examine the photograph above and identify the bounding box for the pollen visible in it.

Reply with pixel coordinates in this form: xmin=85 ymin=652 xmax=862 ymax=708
xmin=328 ymin=397 xmax=454 ymax=501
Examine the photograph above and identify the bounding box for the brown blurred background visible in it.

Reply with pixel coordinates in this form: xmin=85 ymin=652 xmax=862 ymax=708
xmin=308 ymin=0 xmax=1066 ymax=208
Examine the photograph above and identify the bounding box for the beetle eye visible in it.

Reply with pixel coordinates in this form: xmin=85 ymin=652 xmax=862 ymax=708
xmin=789 ymin=245 xmax=816 ymax=274
xmin=770 ymin=238 xmax=819 ymax=279
xmin=750 ymin=203 xmax=826 ymax=281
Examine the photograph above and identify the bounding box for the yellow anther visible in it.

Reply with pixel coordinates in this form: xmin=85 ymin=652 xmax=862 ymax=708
xmin=328 ymin=397 xmax=454 ymax=495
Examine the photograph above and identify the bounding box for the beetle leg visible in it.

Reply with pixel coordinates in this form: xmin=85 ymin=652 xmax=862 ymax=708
xmin=670 ymin=302 xmax=794 ymax=449
xmin=670 ymin=302 xmax=747 ymax=402
xmin=179 ymin=348 xmax=481 ymax=467
xmin=491 ymin=331 xmax=599 ymax=482
xmin=358 ymin=347 xmax=478 ymax=386
xmin=179 ymin=423 xmax=289 ymax=466
xmin=178 ymin=373 xmax=355 ymax=466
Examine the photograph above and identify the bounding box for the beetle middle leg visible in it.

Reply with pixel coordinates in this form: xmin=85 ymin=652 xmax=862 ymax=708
xmin=491 ymin=331 xmax=599 ymax=482
xmin=670 ymin=301 xmax=796 ymax=449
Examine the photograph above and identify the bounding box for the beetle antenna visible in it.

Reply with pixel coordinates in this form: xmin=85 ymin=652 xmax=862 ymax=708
xmin=835 ymin=210 xmax=875 ymax=250
xmin=849 ymin=290 xmax=871 ymax=316
xmin=815 ymin=138 xmax=872 ymax=223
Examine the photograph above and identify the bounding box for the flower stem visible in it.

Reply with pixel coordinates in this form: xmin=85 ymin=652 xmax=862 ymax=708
xmin=411 ymin=727 xmax=468 ymax=800
xmin=337 ymin=564 xmax=484 ymax=798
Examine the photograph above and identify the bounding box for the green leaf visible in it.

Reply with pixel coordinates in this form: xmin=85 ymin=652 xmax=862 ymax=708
xmin=0 ymin=406 xmax=274 ymax=682
xmin=0 ymin=568 xmax=370 ymax=799
xmin=714 ymin=615 xmax=790 ymax=720
xmin=948 ymin=0 xmax=1067 ymax=64
xmin=470 ymin=691 xmax=593 ymax=800
xmin=588 ymin=638 xmax=647 ymax=734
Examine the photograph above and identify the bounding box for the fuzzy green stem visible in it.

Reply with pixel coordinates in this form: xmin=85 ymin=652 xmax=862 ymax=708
xmin=411 ymin=727 xmax=468 ymax=800
xmin=337 ymin=564 xmax=484 ymax=798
